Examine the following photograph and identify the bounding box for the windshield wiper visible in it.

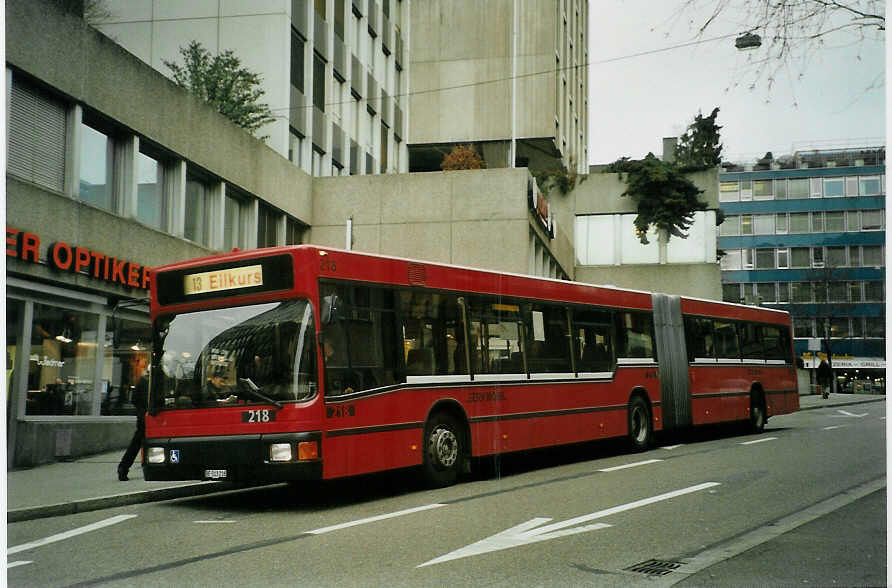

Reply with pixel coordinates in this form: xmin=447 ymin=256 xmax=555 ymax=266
xmin=237 ymin=378 xmax=284 ymax=409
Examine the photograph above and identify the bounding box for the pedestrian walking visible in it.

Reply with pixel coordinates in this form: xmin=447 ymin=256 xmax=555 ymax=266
xmin=118 ymin=372 xmax=148 ymax=481
xmin=817 ymin=359 xmax=832 ymax=399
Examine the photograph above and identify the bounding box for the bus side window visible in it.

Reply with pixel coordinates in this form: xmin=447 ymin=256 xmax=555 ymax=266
xmin=685 ymin=317 xmax=715 ymax=361
xmin=524 ymin=304 xmax=572 ymax=374
xmin=713 ymin=320 xmax=740 ymax=360
xmin=398 ymin=291 xmax=465 ymax=377
xmin=738 ymin=322 xmax=763 ymax=361
xmin=571 ymin=308 xmax=614 ymax=373
xmin=615 ymin=311 xmax=655 ymax=360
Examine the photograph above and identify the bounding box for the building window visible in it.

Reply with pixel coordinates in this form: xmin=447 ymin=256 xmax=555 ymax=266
xmin=790 ymin=247 xmax=810 ymax=268
xmin=742 ymin=249 xmax=754 ymax=269
xmin=223 ymin=189 xmax=247 ymax=251
xmin=865 ymin=281 xmax=884 ymax=301
xmin=721 ymin=249 xmax=741 ymax=270
xmin=136 ymin=150 xmax=164 ymax=229
xmin=257 ymin=201 xmax=280 ymax=247
xmin=720 ymin=181 xmax=739 ymax=202
xmin=756 ymin=282 xmax=776 ymax=303
xmin=313 ymin=53 xmax=326 ymax=111
xmin=824 ymin=211 xmax=845 ymax=232
xmin=810 ymin=177 xmax=823 ymax=198
xmin=289 ymin=128 xmax=304 ymax=167
xmin=865 ymin=317 xmax=885 ymax=338
xmin=739 ymin=179 xmax=752 ymax=201
xmin=777 ymin=282 xmax=790 ymax=303
xmin=792 ymin=318 xmax=812 ymax=338
xmin=291 ymin=30 xmax=306 ymax=92
xmin=720 ymin=215 xmax=740 ymax=236
xmin=828 ymin=282 xmax=848 ymax=302
xmin=861 ymin=245 xmax=883 ymax=267
xmin=826 ymin=246 xmax=847 ymax=267
xmin=859 ymin=176 xmax=881 ymax=196
xmin=184 ymin=173 xmax=212 ymax=246
xmin=722 ymin=284 xmax=741 ymax=303
xmin=789 ymin=178 xmax=809 ymax=199
xmin=755 ymin=249 xmax=775 ymax=269
xmin=862 ymin=209 xmax=884 ymax=230
xmin=776 ymin=214 xmax=788 ymax=234
xmin=812 ymin=247 xmax=825 ymax=268
xmin=851 ymin=317 xmax=864 ymax=338
xmin=847 ymin=211 xmax=861 ymax=231
xmin=8 ymin=77 xmax=67 ymax=192
xmin=26 ymin=305 xmax=99 ymax=416
xmin=79 ymin=122 xmax=114 ymax=212
xmin=286 ymin=218 xmax=304 ymax=245
xmin=789 ymin=212 xmax=809 ymax=233
xmin=848 ymin=281 xmax=862 ymax=302
xmin=753 ymin=179 xmax=773 ymax=200
xmin=829 ymin=317 xmax=850 ymax=339
xmin=753 ymin=215 xmax=774 ymax=235
xmin=824 ymin=178 xmax=845 ymax=197
xmin=791 ymin=282 xmax=812 ymax=303
xmin=811 ymin=212 xmax=824 ymax=233
xmin=775 ymin=179 xmax=787 ymax=200
xmin=777 ymin=248 xmax=789 ymax=268
xmin=740 ymin=215 xmax=753 ymax=235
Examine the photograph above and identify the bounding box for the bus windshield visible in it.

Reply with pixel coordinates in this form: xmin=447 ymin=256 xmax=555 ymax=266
xmin=150 ymin=300 xmax=316 ymax=411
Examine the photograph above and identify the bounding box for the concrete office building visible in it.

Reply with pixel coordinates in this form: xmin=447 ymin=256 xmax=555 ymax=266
xmin=95 ymin=0 xmax=409 ymax=176
xmin=409 ymin=0 xmax=588 ymax=174
xmin=718 ymin=147 xmax=886 ymax=394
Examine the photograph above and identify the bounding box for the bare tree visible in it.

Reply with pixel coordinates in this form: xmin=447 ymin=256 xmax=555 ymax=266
xmin=675 ymin=0 xmax=885 ymax=96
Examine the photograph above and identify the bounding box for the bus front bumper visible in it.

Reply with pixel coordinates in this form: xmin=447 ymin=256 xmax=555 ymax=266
xmin=141 ymin=431 xmax=322 ymax=483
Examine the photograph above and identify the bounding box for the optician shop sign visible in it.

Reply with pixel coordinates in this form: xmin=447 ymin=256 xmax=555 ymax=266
xmin=6 ymin=226 xmax=150 ymax=290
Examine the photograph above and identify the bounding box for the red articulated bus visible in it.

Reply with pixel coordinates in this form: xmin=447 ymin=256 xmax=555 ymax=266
xmin=142 ymin=245 xmax=799 ymax=487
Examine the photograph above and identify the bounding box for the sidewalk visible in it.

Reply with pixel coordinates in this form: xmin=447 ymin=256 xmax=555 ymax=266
xmin=7 ymin=393 xmax=885 ymax=523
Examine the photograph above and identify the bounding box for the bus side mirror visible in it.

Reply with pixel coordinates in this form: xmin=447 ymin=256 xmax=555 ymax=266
xmin=321 ymin=295 xmax=341 ymax=325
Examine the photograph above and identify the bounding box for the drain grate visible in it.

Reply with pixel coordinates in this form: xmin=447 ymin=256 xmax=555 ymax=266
xmin=625 ymin=559 xmax=684 ymax=576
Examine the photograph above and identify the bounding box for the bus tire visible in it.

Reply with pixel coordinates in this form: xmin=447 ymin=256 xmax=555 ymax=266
xmin=627 ymin=395 xmax=652 ymax=451
xmin=422 ymin=412 xmax=463 ymax=488
xmin=750 ymin=398 xmax=766 ymax=433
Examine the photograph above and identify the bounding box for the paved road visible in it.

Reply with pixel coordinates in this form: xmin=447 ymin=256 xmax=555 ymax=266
xmin=7 ymin=401 xmax=886 ymax=587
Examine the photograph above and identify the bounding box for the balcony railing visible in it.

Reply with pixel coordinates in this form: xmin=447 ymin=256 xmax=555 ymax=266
xmin=312 ymin=106 xmax=328 ymax=151
xmin=290 ymin=85 xmax=307 ymax=135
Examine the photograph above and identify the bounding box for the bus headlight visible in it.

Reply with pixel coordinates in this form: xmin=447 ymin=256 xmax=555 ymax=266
xmin=269 ymin=443 xmax=293 ymax=462
xmin=147 ymin=447 xmax=166 ymax=464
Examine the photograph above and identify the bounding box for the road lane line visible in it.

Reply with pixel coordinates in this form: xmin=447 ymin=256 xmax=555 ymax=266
xmin=7 ymin=514 xmax=137 ymax=556
xmin=194 ymin=520 xmax=237 ymax=524
xmin=307 ymin=503 xmax=447 ymax=535
xmin=823 ymin=425 xmax=847 ymax=430
xmin=7 ymin=561 xmax=33 ymax=569
xmin=739 ymin=437 xmax=777 ymax=445
xmin=662 ymin=445 xmax=684 ymax=450
xmin=598 ymin=459 xmax=663 ymax=472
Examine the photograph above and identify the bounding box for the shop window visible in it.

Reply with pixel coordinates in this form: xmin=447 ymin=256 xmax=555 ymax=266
xmin=185 ymin=172 xmax=212 ymax=246
xmin=136 ymin=150 xmax=165 ymax=230
xmin=26 ymin=305 xmax=99 ymax=416
xmin=101 ymin=317 xmax=151 ymax=415
xmin=79 ymin=122 xmax=114 ymax=212
xmin=8 ymin=77 xmax=67 ymax=192
xmin=7 ymin=300 xmax=24 ymax=414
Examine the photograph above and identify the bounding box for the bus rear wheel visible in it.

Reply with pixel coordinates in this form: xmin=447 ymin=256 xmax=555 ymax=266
xmin=627 ymin=396 xmax=652 ymax=451
xmin=422 ymin=413 xmax=463 ymax=488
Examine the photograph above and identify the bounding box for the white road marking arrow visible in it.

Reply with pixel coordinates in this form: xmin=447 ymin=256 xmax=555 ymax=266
xmin=833 ymin=409 xmax=868 ymax=418
xmin=418 ymin=482 xmax=720 ymax=567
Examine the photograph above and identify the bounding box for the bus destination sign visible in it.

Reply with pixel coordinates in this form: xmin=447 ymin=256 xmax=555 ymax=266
xmin=184 ymin=265 xmax=263 ymax=296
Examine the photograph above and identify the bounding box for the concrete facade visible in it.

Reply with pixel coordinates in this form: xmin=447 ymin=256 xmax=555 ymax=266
xmin=572 ymin=166 xmax=723 ymax=300
xmin=409 ymin=0 xmax=588 ymax=174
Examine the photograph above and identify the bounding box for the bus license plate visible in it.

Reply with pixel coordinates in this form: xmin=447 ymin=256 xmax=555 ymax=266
xmin=204 ymin=469 xmax=227 ymax=480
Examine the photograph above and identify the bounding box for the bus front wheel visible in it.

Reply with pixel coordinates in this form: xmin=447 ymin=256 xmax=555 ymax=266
xmin=422 ymin=413 xmax=463 ymax=487
xmin=627 ymin=396 xmax=652 ymax=451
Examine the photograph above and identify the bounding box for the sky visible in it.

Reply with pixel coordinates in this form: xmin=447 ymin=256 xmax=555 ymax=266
xmin=586 ymin=1 xmax=886 ymax=165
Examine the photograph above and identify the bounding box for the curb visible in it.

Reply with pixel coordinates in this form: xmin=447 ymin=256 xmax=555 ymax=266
xmin=797 ymin=396 xmax=886 ymax=412
xmin=8 ymin=481 xmax=232 ymax=523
